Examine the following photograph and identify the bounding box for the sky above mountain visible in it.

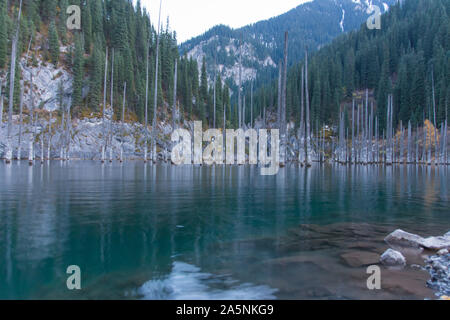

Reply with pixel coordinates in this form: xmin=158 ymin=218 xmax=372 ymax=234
xmin=141 ymin=0 xmax=313 ymax=43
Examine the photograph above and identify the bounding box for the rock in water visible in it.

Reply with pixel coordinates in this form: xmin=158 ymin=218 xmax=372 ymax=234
xmin=385 ymin=229 xmax=424 ymax=249
xmin=385 ymin=229 xmax=450 ymax=251
xmin=421 ymin=236 xmax=450 ymax=251
xmin=380 ymin=249 xmax=406 ymax=267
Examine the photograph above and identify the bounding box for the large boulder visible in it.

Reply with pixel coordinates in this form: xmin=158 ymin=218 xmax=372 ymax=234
xmin=421 ymin=236 xmax=450 ymax=251
xmin=380 ymin=249 xmax=406 ymax=267
xmin=385 ymin=229 xmax=450 ymax=251
xmin=385 ymin=229 xmax=424 ymax=248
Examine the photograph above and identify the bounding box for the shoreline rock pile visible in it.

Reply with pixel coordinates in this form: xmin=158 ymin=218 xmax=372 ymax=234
xmin=380 ymin=229 xmax=450 ymax=298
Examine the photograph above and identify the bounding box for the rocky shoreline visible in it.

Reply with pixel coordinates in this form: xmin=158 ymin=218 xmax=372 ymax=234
xmin=379 ymin=229 xmax=450 ymax=299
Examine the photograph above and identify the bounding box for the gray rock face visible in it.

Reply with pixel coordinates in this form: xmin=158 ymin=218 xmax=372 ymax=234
xmin=385 ymin=229 xmax=450 ymax=251
xmin=380 ymin=249 xmax=406 ymax=267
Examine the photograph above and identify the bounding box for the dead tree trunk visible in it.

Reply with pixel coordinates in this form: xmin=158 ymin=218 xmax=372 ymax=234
xmin=17 ymin=84 xmax=24 ymax=160
xmin=280 ymin=31 xmax=288 ymax=166
xmin=120 ymin=82 xmax=126 ymax=163
xmin=18 ymin=36 xmax=33 ymax=161
xmin=109 ymin=48 xmax=115 ymax=162
xmin=6 ymin=0 xmax=23 ymax=163
xmin=101 ymin=47 xmax=108 ymax=163
xmin=172 ymin=59 xmax=178 ymax=130
xmin=298 ymin=65 xmax=305 ymax=163
xmin=152 ymin=0 xmax=163 ymax=163
xmin=28 ymin=73 xmax=34 ymax=165
xmin=238 ymin=37 xmax=243 ymax=129
xmin=305 ymin=50 xmax=311 ymax=166
xmin=277 ymin=59 xmax=282 ymax=130
xmin=213 ymin=56 xmax=216 ymax=129
xmin=0 ymin=82 xmax=3 ymax=124
xmin=250 ymin=80 xmax=253 ymax=128
xmin=431 ymin=68 xmax=438 ymax=165
xmin=144 ymin=38 xmax=149 ymax=163
xmin=47 ymin=111 xmax=52 ymax=160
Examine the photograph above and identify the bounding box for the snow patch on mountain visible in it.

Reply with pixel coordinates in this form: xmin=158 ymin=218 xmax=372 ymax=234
xmin=340 ymin=7 xmax=346 ymax=32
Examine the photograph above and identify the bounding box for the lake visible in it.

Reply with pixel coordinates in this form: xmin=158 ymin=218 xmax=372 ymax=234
xmin=0 ymin=162 xmax=449 ymax=299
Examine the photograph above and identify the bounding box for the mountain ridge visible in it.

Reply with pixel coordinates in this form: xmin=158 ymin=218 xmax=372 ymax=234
xmin=180 ymin=0 xmax=395 ymax=89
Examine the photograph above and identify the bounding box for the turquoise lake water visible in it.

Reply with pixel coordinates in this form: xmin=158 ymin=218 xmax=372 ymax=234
xmin=0 ymin=162 xmax=449 ymax=299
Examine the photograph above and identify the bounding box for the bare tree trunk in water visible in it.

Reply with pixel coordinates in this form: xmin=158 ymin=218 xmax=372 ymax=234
xmin=238 ymin=37 xmax=243 ymax=128
xmin=280 ymin=31 xmax=288 ymax=166
xmin=0 ymin=83 xmax=3 ymax=124
xmin=304 ymin=50 xmax=311 ymax=167
xmin=298 ymin=66 xmax=305 ymax=163
xmin=17 ymin=86 xmax=24 ymax=160
xmin=213 ymin=56 xmax=216 ymax=129
xmin=172 ymin=59 xmax=178 ymax=131
xmin=250 ymin=80 xmax=253 ymax=128
xmin=144 ymin=38 xmax=149 ymax=163
xmin=431 ymin=68 xmax=438 ymax=165
xmin=47 ymin=111 xmax=52 ymax=160
xmin=101 ymin=47 xmax=108 ymax=163
xmin=18 ymin=36 xmax=33 ymax=161
xmin=277 ymin=59 xmax=282 ymax=130
xmin=60 ymin=105 xmax=65 ymax=160
xmin=28 ymin=73 xmax=34 ymax=165
xmin=152 ymin=0 xmax=163 ymax=163
xmin=120 ymin=82 xmax=126 ymax=163
xmin=65 ymin=101 xmax=71 ymax=161
xmin=6 ymin=0 xmax=23 ymax=163
xmin=109 ymin=49 xmax=115 ymax=163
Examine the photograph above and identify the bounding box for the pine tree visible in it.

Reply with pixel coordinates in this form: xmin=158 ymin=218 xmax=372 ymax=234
xmin=200 ymin=57 xmax=208 ymax=102
xmin=0 ymin=0 xmax=7 ymax=68
xmin=49 ymin=21 xmax=60 ymax=65
xmin=82 ymin=0 xmax=93 ymax=53
xmin=72 ymin=33 xmax=84 ymax=110
xmin=88 ymin=34 xmax=103 ymax=109
xmin=58 ymin=0 xmax=69 ymax=44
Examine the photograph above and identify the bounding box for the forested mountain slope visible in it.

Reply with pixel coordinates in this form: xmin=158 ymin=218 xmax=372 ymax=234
xmin=180 ymin=0 xmax=394 ymax=90
xmin=0 ymin=0 xmax=228 ymax=127
xmin=250 ymin=0 xmax=449 ymax=130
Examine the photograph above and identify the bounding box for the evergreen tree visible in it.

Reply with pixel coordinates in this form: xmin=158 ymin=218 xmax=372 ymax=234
xmin=0 ymin=0 xmax=7 ymax=68
xmin=58 ymin=0 xmax=69 ymax=44
xmin=49 ymin=21 xmax=60 ymax=65
xmin=88 ymin=34 xmax=103 ymax=110
xmin=72 ymin=33 xmax=84 ymax=111
xmin=200 ymin=57 xmax=208 ymax=102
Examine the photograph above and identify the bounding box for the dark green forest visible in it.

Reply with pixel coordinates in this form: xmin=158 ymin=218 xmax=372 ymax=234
xmin=250 ymin=0 xmax=449 ymax=131
xmin=1 ymin=0 xmax=448 ymax=132
xmin=0 ymin=0 xmax=232 ymax=127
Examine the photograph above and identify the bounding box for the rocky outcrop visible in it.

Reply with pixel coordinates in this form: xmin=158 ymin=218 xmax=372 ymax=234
xmin=0 ymin=109 xmax=176 ymax=161
xmin=380 ymin=249 xmax=406 ymax=267
xmin=385 ymin=229 xmax=450 ymax=251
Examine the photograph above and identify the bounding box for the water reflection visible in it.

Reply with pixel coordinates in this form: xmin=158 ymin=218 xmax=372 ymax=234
xmin=0 ymin=162 xmax=448 ymax=299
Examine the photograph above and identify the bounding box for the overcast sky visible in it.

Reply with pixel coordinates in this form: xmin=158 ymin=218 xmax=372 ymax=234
xmin=141 ymin=0 xmax=312 ymax=43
